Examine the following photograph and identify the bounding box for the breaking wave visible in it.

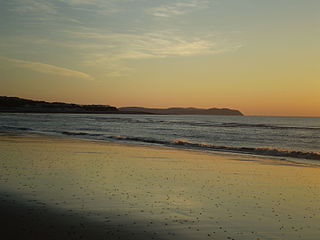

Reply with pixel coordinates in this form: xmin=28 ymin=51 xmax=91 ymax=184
xmin=108 ymin=136 xmax=320 ymax=161
xmin=172 ymin=139 xmax=320 ymax=160
xmin=1 ymin=114 xmax=319 ymax=162
xmin=61 ymin=131 xmax=102 ymax=137
xmin=0 ymin=125 xmax=33 ymax=131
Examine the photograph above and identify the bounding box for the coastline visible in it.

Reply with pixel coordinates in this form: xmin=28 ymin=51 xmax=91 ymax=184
xmin=0 ymin=96 xmax=243 ymax=116
xmin=1 ymin=135 xmax=320 ymax=239
xmin=1 ymin=113 xmax=319 ymax=163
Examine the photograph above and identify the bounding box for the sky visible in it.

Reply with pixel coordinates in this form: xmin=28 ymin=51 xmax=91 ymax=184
xmin=0 ymin=0 xmax=319 ymax=116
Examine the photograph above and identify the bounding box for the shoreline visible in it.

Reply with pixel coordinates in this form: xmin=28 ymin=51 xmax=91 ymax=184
xmin=2 ymin=132 xmax=319 ymax=166
xmin=1 ymin=135 xmax=320 ymax=239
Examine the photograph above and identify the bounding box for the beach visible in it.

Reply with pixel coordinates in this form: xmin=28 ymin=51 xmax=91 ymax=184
xmin=0 ymin=135 xmax=319 ymax=240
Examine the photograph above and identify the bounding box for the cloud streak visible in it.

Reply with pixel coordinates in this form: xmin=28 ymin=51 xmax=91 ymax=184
xmin=2 ymin=0 xmax=240 ymax=78
xmin=1 ymin=57 xmax=93 ymax=81
xmin=32 ymin=27 xmax=241 ymax=77
xmin=63 ymin=28 xmax=239 ymax=59
xmin=11 ymin=0 xmax=56 ymax=14
xmin=60 ymin=0 xmax=123 ymax=15
xmin=147 ymin=0 xmax=209 ymax=18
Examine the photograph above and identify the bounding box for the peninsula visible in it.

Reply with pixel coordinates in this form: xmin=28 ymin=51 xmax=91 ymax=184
xmin=0 ymin=96 xmax=243 ymax=116
xmin=119 ymin=107 xmax=243 ymax=116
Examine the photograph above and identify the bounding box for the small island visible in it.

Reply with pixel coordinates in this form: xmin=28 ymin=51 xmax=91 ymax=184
xmin=0 ymin=96 xmax=243 ymax=116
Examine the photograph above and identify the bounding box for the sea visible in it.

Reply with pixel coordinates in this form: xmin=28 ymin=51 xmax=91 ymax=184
xmin=0 ymin=113 xmax=319 ymax=163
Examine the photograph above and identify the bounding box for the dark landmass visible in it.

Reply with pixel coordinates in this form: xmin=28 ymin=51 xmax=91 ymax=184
xmin=120 ymin=107 xmax=243 ymax=116
xmin=0 ymin=96 xmax=243 ymax=115
xmin=0 ymin=96 xmax=119 ymax=114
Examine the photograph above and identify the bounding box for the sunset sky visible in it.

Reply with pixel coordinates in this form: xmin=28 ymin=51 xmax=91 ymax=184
xmin=1 ymin=0 xmax=319 ymax=116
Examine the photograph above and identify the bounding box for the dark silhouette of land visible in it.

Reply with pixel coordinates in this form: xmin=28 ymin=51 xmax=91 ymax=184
xmin=0 ymin=96 xmax=118 ymax=114
xmin=120 ymin=107 xmax=243 ymax=116
xmin=0 ymin=96 xmax=243 ymax=115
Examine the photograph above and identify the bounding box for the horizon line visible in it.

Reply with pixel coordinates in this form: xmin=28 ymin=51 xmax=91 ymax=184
xmin=1 ymin=95 xmax=320 ymax=118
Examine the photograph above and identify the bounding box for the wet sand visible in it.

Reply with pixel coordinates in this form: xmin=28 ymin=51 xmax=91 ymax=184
xmin=0 ymin=135 xmax=319 ymax=240
xmin=0 ymin=192 xmax=163 ymax=240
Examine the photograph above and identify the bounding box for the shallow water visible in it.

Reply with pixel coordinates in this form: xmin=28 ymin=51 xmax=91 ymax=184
xmin=0 ymin=113 xmax=319 ymax=161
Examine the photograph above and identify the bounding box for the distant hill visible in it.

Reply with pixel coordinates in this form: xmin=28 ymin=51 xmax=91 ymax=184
xmin=119 ymin=107 xmax=243 ymax=116
xmin=0 ymin=96 xmax=119 ymax=113
xmin=0 ymin=96 xmax=243 ymax=115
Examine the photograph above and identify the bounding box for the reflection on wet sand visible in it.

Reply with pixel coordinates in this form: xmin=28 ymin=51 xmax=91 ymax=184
xmin=0 ymin=135 xmax=319 ymax=240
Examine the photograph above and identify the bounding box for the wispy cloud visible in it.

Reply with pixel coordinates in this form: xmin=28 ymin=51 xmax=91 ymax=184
xmin=33 ymin=27 xmax=241 ymax=77
xmin=59 ymin=0 xmax=124 ymax=15
xmin=147 ymin=0 xmax=209 ymax=18
xmin=2 ymin=0 xmax=240 ymax=78
xmin=63 ymin=28 xmax=240 ymax=60
xmin=1 ymin=57 xmax=93 ymax=81
xmin=9 ymin=0 xmax=81 ymax=24
xmin=11 ymin=0 xmax=56 ymax=14
xmin=10 ymin=0 xmax=120 ymax=21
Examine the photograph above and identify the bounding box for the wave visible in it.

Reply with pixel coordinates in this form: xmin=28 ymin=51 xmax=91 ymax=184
xmin=1 ymin=124 xmax=319 ymax=161
xmin=108 ymin=136 xmax=320 ymax=161
xmin=0 ymin=125 xmax=33 ymax=131
xmin=90 ymin=117 xmax=157 ymax=124
xmin=88 ymin=116 xmax=320 ymax=131
xmin=61 ymin=131 xmax=102 ymax=137
xmin=172 ymin=139 xmax=320 ymax=160
xmin=109 ymin=136 xmax=167 ymax=145
xmin=220 ymin=122 xmax=320 ymax=131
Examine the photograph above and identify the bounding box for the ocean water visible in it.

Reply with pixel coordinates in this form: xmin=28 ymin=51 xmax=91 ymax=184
xmin=0 ymin=113 xmax=319 ymax=161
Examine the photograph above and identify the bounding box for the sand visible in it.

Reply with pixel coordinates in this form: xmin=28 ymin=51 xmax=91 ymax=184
xmin=0 ymin=135 xmax=319 ymax=240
